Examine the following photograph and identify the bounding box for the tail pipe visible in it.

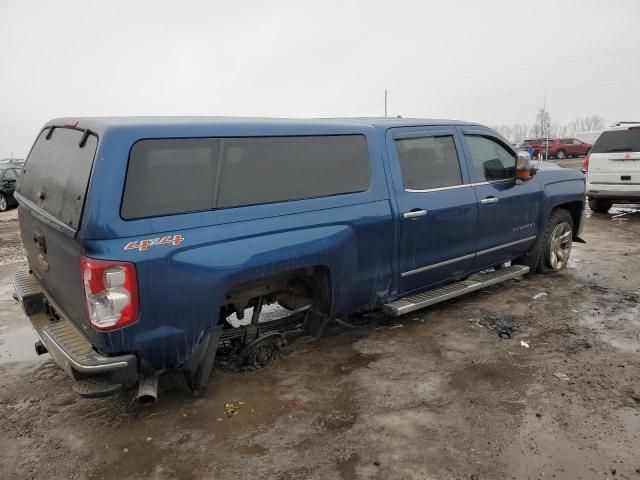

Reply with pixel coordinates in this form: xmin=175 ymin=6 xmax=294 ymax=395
xmin=137 ymin=374 xmax=159 ymax=404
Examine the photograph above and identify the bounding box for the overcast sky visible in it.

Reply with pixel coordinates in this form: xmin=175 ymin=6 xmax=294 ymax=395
xmin=1 ymin=0 xmax=639 ymax=157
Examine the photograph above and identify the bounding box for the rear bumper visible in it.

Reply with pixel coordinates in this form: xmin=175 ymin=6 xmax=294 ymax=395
xmin=587 ymin=183 xmax=640 ymax=200
xmin=13 ymin=270 xmax=138 ymax=389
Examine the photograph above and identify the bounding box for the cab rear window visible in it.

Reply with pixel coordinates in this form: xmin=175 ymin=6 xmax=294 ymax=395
xmin=592 ymin=128 xmax=640 ymax=153
xmin=17 ymin=128 xmax=98 ymax=229
xmin=121 ymin=135 xmax=370 ymax=219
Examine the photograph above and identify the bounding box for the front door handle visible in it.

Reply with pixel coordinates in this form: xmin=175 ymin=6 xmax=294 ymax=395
xmin=481 ymin=196 xmax=499 ymax=204
xmin=403 ymin=209 xmax=428 ymax=219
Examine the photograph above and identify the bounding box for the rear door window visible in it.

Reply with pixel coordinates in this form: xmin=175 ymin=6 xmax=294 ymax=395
xmin=17 ymin=128 xmax=98 ymax=229
xmin=464 ymin=135 xmax=516 ymax=181
xmin=395 ymin=135 xmax=462 ymax=190
xmin=121 ymin=135 xmax=371 ymax=219
xmin=592 ymin=129 xmax=640 ymax=153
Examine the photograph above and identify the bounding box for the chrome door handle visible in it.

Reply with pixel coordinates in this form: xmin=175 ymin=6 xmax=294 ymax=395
xmin=403 ymin=209 xmax=428 ymax=219
xmin=481 ymin=197 xmax=498 ymax=204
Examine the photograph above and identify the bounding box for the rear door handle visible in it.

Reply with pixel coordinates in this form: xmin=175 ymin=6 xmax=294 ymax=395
xmin=481 ymin=196 xmax=498 ymax=204
xmin=403 ymin=209 xmax=428 ymax=219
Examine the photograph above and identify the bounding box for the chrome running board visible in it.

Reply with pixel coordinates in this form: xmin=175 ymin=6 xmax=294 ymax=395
xmin=383 ymin=265 xmax=529 ymax=316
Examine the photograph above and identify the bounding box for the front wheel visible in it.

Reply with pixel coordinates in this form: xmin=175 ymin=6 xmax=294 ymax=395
xmin=588 ymin=198 xmax=612 ymax=214
xmin=556 ymin=150 xmax=566 ymax=159
xmin=515 ymin=209 xmax=574 ymax=273
xmin=0 ymin=193 xmax=7 ymax=212
xmin=539 ymin=209 xmax=574 ymax=273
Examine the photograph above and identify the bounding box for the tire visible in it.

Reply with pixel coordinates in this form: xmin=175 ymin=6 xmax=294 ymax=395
xmin=515 ymin=208 xmax=574 ymax=274
xmin=538 ymin=209 xmax=574 ymax=273
xmin=0 ymin=193 xmax=7 ymax=212
xmin=556 ymin=150 xmax=566 ymax=159
xmin=588 ymin=198 xmax=612 ymax=214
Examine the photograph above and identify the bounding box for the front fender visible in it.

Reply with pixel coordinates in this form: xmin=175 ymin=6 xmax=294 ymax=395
xmin=540 ymin=173 xmax=586 ymax=232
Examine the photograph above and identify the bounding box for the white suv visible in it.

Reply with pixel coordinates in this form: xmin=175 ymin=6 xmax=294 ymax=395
xmin=585 ymin=122 xmax=640 ymax=213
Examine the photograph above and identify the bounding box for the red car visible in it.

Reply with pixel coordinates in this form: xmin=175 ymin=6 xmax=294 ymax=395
xmin=533 ymin=138 xmax=592 ymax=159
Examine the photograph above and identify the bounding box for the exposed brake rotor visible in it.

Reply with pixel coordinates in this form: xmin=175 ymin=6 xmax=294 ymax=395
xmin=239 ymin=332 xmax=286 ymax=368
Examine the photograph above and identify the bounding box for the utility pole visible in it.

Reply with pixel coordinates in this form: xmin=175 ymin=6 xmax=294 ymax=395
xmin=384 ymin=89 xmax=388 ymax=118
xmin=542 ymin=96 xmax=549 ymax=161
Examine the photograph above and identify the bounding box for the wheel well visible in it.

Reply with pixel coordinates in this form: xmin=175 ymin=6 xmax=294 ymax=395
xmin=221 ymin=266 xmax=332 ymax=320
xmin=553 ymin=201 xmax=583 ymax=233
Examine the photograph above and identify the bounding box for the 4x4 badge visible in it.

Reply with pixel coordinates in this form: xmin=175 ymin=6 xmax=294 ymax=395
xmin=124 ymin=234 xmax=184 ymax=252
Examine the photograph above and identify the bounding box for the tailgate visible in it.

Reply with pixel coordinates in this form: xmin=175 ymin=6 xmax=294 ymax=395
xmin=18 ymin=210 xmax=87 ymax=327
xmin=15 ymin=126 xmax=98 ymax=329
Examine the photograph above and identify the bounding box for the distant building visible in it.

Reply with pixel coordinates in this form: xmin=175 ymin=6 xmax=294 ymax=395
xmin=575 ymin=130 xmax=602 ymax=144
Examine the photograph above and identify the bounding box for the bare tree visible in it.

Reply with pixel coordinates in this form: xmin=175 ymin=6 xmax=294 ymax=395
xmin=585 ymin=115 xmax=605 ymax=131
xmin=511 ymin=123 xmax=530 ymax=143
xmin=566 ymin=115 xmax=605 ymax=135
xmin=579 ymin=115 xmax=604 ymax=132
xmin=534 ymin=108 xmax=551 ymax=138
xmin=550 ymin=122 xmax=566 ymax=138
xmin=491 ymin=125 xmax=514 ymax=141
xmin=565 ymin=119 xmax=579 ymax=136
xmin=491 ymin=114 xmax=605 ymax=142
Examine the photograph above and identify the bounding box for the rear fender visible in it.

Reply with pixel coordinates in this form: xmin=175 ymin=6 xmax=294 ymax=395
xmin=122 ymin=225 xmax=359 ymax=370
xmin=173 ymin=224 xmax=355 ymax=313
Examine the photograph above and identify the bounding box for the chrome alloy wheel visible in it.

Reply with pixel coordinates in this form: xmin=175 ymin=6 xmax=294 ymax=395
xmin=549 ymin=221 xmax=572 ymax=270
xmin=0 ymin=195 xmax=6 ymax=212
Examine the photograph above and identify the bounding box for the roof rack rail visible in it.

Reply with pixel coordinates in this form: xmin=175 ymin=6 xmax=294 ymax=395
xmin=611 ymin=121 xmax=640 ymax=126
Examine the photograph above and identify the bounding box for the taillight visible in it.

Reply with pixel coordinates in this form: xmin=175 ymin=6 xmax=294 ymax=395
xmin=583 ymin=153 xmax=590 ymax=171
xmin=81 ymin=256 xmax=139 ymax=331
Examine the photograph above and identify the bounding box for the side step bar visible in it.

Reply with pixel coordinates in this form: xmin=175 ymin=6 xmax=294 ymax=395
xmin=383 ymin=265 xmax=529 ymax=317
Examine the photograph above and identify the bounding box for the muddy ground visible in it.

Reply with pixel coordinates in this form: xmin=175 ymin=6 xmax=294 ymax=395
xmin=1 ymin=169 xmax=639 ymax=479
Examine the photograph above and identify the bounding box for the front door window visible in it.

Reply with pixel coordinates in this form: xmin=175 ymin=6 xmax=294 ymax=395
xmin=465 ymin=135 xmax=516 ymax=182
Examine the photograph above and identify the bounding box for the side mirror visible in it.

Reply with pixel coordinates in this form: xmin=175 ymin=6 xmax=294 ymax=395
xmin=515 ymin=152 xmax=536 ymax=183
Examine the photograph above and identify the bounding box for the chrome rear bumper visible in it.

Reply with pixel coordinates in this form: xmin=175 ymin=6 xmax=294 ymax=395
xmin=13 ymin=270 xmax=137 ymax=391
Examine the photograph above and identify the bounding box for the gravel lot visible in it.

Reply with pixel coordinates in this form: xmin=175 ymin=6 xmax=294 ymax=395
xmin=1 ymin=165 xmax=639 ymax=480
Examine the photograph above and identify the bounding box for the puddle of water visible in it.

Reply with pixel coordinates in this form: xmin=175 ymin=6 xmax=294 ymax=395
xmin=0 ymin=323 xmax=47 ymax=364
xmin=609 ymin=205 xmax=640 ymax=218
xmin=616 ymin=407 xmax=640 ymax=438
xmin=578 ymin=306 xmax=640 ymax=354
xmin=0 ymin=280 xmax=18 ymax=300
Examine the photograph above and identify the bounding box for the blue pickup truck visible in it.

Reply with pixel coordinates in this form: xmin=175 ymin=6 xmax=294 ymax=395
xmin=13 ymin=117 xmax=585 ymax=401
